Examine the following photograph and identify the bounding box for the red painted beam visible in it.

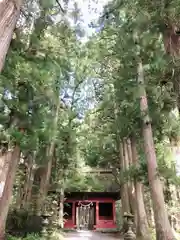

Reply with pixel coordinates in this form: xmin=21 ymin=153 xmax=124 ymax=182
xmin=64 ymin=199 xmax=117 ymax=230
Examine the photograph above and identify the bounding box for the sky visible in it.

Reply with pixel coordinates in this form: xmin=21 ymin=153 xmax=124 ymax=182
xmin=78 ymin=0 xmax=108 ymax=33
xmin=61 ymin=0 xmax=110 ymax=116
xmin=69 ymin=0 xmax=110 ymax=40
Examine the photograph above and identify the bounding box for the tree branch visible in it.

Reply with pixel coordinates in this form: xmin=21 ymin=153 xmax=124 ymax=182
xmin=71 ymin=79 xmax=84 ymax=109
xmin=56 ymin=0 xmax=65 ymax=13
xmin=99 ymin=1 xmax=123 ymax=20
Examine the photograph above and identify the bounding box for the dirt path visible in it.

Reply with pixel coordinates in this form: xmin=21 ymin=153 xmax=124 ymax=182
xmin=64 ymin=231 xmax=122 ymax=240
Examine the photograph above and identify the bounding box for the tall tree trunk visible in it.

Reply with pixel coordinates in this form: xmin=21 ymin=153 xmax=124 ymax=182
xmin=145 ymin=192 xmax=155 ymax=228
xmin=21 ymin=153 xmax=36 ymax=209
xmin=0 ymin=152 xmax=12 ymax=198
xmin=59 ymin=186 xmax=64 ymax=228
xmin=162 ymin=26 xmax=180 ymax=58
xmin=0 ymin=146 xmax=20 ymax=239
xmin=126 ymin=138 xmax=137 ymax=225
xmin=120 ymin=141 xmax=131 ymax=214
xmin=162 ymin=26 xmax=180 ymax=113
xmin=15 ymin=165 xmax=26 ymax=209
xmin=36 ymin=101 xmax=60 ymax=215
xmin=119 ymin=140 xmax=131 ymax=233
xmin=0 ymin=0 xmax=22 ymax=72
xmin=36 ymin=168 xmax=46 ymax=216
xmin=143 ymin=187 xmax=155 ymax=228
xmin=25 ymin=167 xmax=35 ymax=209
xmin=36 ymin=152 xmax=54 ymax=215
xmin=131 ymin=136 xmax=150 ymax=240
xmin=138 ymin=61 xmax=174 ymax=240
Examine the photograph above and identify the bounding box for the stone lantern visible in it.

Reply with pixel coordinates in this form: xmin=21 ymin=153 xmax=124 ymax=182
xmin=41 ymin=212 xmax=52 ymax=238
xmin=123 ymin=213 xmax=136 ymax=240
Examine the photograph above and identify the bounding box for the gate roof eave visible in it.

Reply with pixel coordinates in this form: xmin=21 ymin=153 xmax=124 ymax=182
xmin=64 ymin=191 xmax=120 ymax=200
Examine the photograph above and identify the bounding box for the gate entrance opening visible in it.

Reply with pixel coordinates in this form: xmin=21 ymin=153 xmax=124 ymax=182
xmin=63 ymin=192 xmax=119 ymax=230
xmin=76 ymin=202 xmax=95 ymax=230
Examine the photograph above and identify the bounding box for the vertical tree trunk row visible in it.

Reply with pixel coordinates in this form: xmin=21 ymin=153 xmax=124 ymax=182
xmin=120 ymin=141 xmax=131 ymax=214
xmin=36 ymin=100 xmax=60 ymax=215
xmin=21 ymin=153 xmax=36 ymax=209
xmin=59 ymin=186 xmax=64 ymax=228
xmin=126 ymin=138 xmax=137 ymax=227
xmin=138 ymin=60 xmax=174 ymax=240
xmin=131 ymin=136 xmax=151 ymax=240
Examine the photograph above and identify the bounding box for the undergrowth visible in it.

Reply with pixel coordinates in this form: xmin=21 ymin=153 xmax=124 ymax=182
xmin=7 ymin=231 xmax=65 ymax=240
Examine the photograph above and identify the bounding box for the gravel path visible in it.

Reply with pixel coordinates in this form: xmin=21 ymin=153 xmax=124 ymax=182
xmin=64 ymin=231 xmax=122 ymax=240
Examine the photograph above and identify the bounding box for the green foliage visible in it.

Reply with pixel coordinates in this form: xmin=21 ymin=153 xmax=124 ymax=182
xmin=0 ymin=0 xmax=98 ymax=212
xmin=6 ymin=209 xmax=43 ymax=237
xmin=7 ymin=234 xmax=42 ymax=240
xmin=1 ymin=0 xmax=180 ymax=236
xmin=7 ymin=231 xmax=65 ymax=240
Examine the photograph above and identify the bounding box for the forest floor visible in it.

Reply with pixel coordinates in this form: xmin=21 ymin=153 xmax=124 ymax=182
xmin=64 ymin=231 xmax=123 ymax=240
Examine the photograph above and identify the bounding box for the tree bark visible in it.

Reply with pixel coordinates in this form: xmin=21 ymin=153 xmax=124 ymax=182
xmin=25 ymin=167 xmax=35 ymax=209
xmin=0 ymin=146 xmax=20 ymax=239
xmin=162 ymin=25 xmax=180 ymax=114
xmin=126 ymin=138 xmax=137 ymax=225
xmin=138 ymin=61 xmax=175 ymax=240
xmin=0 ymin=152 xmax=12 ymax=199
xmin=59 ymin=187 xmax=64 ymax=228
xmin=131 ymin=136 xmax=150 ymax=240
xmin=146 ymin=192 xmax=155 ymax=228
xmin=120 ymin=141 xmax=131 ymax=214
xmin=36 ymin=101 xmax=60 ymax=215
xmin=36 ymin=167 xmax=46 ymax=215
xmin=0 ymin=0 xmax=22 ymax=72
xmin=15 ymin=164 xmax=26 ymax=209
xmin=20 ymin=153 xmax=36 ymax=209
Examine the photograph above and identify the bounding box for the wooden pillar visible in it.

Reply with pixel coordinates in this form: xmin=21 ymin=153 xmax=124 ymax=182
xmin=113 ymin=201 xmax=116 ymax=223
xmin=96 ymin=201 xmax=99 ymax=227
xmin=72 ymin=202 xmax=76 ymax=227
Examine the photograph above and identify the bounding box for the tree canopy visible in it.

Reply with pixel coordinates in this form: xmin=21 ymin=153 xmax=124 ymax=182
xmin=0 ymin=0 xmax=180 ymax=239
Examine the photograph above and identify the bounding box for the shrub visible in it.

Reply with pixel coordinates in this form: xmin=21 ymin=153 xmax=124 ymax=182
xmin=6 ymin=209 xmax=43 ymax=237
xmin=7 ymin=233 xmax=42 ymax=240
xmin=7 ymin=232 xmax=65 ymax=240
